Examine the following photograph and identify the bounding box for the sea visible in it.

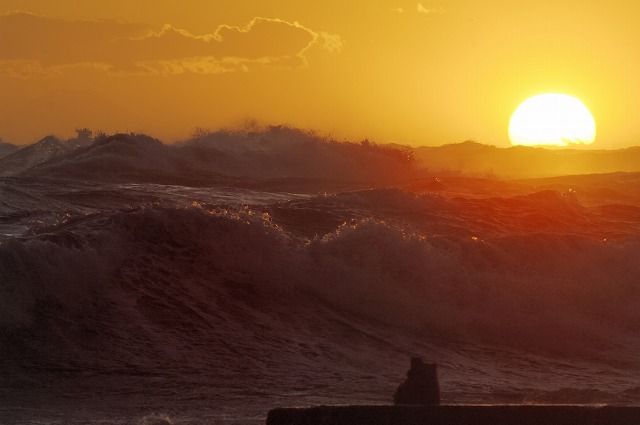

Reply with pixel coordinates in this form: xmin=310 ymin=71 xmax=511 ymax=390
xmin=1 ymin=127 xmax=639 ymax=424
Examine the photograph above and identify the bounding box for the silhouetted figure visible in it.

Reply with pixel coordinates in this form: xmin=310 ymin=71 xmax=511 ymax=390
xmin=393 ymin=357 xmax=440 ymax=405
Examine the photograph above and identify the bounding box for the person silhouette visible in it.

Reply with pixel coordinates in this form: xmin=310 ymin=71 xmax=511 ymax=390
xmin=393 ymin=357 xmax=440 ymax=405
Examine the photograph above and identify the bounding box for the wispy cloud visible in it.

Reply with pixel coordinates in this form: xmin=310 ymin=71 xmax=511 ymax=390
xmin=0 ymin=11 xmax=343 ymax=77
xmin=417 ymin=3 xmax=445 ymax=15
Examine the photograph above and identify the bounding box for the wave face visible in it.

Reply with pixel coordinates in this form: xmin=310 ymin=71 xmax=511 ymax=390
xmin=1 ymin=154 xmax=640 ymax=423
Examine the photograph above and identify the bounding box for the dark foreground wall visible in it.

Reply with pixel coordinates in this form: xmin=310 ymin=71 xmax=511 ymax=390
xmin=267 ymin=405 xmax=640 ymax=425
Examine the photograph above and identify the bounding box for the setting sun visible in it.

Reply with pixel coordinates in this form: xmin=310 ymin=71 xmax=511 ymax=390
xmin=509 ymin=94 xmax=596 ymax=147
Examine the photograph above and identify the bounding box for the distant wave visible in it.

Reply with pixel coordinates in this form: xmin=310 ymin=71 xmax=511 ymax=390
xmin=0 ymin=127 xmax=417 ymax=185
xmin=0 ymin=141 xmax=19 ymax=158
xmin=5 ymin=126 xmax=640 ymax=183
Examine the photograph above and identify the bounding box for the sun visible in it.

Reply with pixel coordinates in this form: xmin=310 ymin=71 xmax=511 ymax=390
xmin=509 ymin=93 xmax=596 ymax=147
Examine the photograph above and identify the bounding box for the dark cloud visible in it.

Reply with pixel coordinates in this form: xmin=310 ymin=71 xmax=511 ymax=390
xmin=0 ymin=11 xmax=343 ymax=76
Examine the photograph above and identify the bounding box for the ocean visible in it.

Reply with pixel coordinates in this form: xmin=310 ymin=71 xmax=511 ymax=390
xmin=1 ymin=128 xmax=639 ymax=424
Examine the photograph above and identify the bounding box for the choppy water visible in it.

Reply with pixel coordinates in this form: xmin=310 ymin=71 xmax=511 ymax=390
xmin=1 ymin=131 xmax=639 ymax=424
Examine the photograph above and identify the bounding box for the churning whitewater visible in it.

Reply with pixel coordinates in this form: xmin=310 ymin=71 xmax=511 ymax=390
xmin=1 ymin=128 xmax=639 ymax=424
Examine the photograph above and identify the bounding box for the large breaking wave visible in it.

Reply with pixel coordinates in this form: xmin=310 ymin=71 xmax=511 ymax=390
xmin=2 ymin=200 xmax=639 ymax=365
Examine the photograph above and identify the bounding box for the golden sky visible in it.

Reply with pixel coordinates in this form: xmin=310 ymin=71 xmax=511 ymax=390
xmin=1 ymin=0 xmax=639 ymax=147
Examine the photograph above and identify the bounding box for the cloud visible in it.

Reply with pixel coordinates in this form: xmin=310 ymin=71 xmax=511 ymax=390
xmin=417 ymin=3 xmax=445 ymax=15
xmin=0 ymin=60 xmax=60 ymax=78
xmin=0 ymin=11 xmax=342 ymax=76
xmin=318 ymin=32 xmax=344 ymax=53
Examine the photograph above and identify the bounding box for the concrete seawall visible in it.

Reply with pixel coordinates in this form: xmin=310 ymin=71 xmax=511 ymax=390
xmin=267 ymin=404 xmax=640 ymax=425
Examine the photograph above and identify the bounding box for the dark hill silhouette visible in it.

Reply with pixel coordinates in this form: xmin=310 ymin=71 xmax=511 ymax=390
xmin=413 ymin=141 xmax=640 ymax=178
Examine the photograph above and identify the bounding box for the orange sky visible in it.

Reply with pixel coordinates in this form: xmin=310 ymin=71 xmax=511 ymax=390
xmin=1 ymin=0 xmax=639 ymax=147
